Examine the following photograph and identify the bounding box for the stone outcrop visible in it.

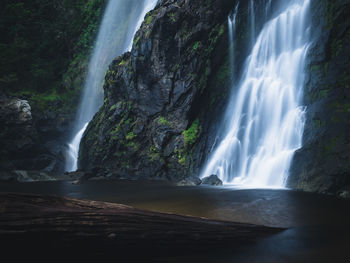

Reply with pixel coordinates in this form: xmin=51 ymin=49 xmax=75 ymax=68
xmin=79 ymin=0 xmax=273 ymax=181
xmin=288 ymin=0 xmax=350 ymax=194
xmin=0 ymin=94 xmax=72 ymax=172
xmin=202 ymin=174 xmax=223 ymax=186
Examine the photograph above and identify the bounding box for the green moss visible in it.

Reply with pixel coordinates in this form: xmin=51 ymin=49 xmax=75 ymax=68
xmin=168 ymin=12 xmax=176 ymax=22
xmin=158 ymin=116 xmax=170 ymax=126
xmin=193 ymin=41 xmax=201 ymax=51
xmin=205 ymin=23 xmax=225 ymax=54
xmin=182 ymin=119 xmax=201 ymax=146
xmin=145 ymin=14 xmax=153 ymax=25
xmin=134 ymin=36 xmax=140 ymax=46
xmin=180 ymin=22 xmax=190 ymax=40
xmin=119 ymin=60 xmax=127 ymax=66
xmin=126 ymin=131 xmax=136 ymax=140
xmin=127 ymin=141 xmax=140 ymax=152
xmin=174 ymin=148 xmax=187 ymax=166
xmin=109 ymin=103 xmax=119 ymax=111
xmin=148 ymin=145 xmax=160 ymax=161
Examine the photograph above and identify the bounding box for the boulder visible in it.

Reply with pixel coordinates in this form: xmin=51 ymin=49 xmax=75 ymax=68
xmin=0 ymin=94 xmax=73 ymax=172
xmin=202 ymin=174 xmax=223 ymax=186
xmin=177 ymin=176 xmax=202 ymax=186
xmin=337 ymin=186 xmax=350 ymax=199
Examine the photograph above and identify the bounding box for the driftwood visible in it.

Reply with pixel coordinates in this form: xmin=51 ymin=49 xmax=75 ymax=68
xmin=0 ymin=193 xmax=284 ymax=259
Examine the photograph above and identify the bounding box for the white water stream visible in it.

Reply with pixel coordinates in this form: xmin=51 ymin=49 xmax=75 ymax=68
xmin=65 ymin=0 xmax=158 ymax=172
xmin=201 ymin=0 xmax=310 ymax=188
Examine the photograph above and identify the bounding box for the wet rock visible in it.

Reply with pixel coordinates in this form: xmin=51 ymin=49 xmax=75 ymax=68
xmin=288 ymin=0 xmax=350 ymax=194
xmin=177 ymin=176 xmax=202 ymax=186
xmin=0 ymin=170 xmax=64 ymax=182
xmin=0 ymin=94 xmax=73 ymax=173
xmin=202 ymin=174 xmax=223 ymax=186
xmin=337 ymin=186 xmax=350 ymax=199
xmin=79 ymin=0 xmax=260 ymax=181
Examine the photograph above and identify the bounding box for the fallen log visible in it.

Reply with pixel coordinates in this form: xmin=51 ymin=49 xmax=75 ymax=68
xmin=0 ymin=193 xmax=284 ymax=259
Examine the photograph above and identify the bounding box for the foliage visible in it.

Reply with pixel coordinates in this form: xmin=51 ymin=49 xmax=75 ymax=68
xmin=182 ymin=119 xmax=201 ymax=146
xmin=193 ymin=41 xmax=201 ymax=51
xmin=158 ymin=116 xmax=170 ymax=126
xmin=168 ymin=12 xmax=176 ymax=22
xmin=0 ymin=0 xmax=107 ymax=110
xmin=126 ymin=131 xmax=136 ymax=141
xmin=145 ymin=14 xmax=153 ymax=25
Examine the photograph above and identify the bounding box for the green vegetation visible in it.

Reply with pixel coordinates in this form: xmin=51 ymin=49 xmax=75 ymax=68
xmin=148 ymin=145 xmax=161 ymax=161
xmin=134 ymin=36 xmax=141 ymax=46
xmin=119 ymin=60 xmax=127 ymax=66
xmin=145 ymin=14 xmax=154 ymax=25
xmin=182 ymin=119 xmax=201 ymax=146
xmin=180 ymin=22 xmax=190 ymax=40
xmin=193 ymin=41 xmax=201 ymax=51
xmin=126 ymin=131 xmax=136 ymax=141
xmin=0 ymin=0 xmax=107 ymax=110
xmin=168 ymin=12 xmax=176 ymax=23
xmin=158 ymin=116 xmax=170 ymax=126
xmin=205 ymin=24 xmax=225 ymax=54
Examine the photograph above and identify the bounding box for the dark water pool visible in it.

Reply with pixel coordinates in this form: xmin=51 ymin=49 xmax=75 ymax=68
xmin=1 ymin=180 xmax=350 ymax=262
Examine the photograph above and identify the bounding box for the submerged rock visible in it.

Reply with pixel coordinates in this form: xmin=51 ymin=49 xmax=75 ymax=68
xmin=202 ymin=174 xmax=223 ymax=186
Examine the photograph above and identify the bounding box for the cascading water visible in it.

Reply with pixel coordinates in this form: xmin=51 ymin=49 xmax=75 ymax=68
xmin=65 ymin=0 xmax=158 ymax=172
xmin=228 ymin=3 xmax=239 ymax=82
xmin=201 ymin=0 xmax=310 ymax=188
xmin=249 ymin=0 xmax=256 ymax=47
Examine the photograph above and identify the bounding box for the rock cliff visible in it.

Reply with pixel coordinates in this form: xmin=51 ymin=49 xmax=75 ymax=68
xmin=288 ymin=0 xmax=350 ymax=195
xmin=80 ymin=0 xmax=236 ymax=180
xmin=0 ymin=0 xmax=107 ymax=173
xmin=79 ymin=0 xmax=279 ymax=181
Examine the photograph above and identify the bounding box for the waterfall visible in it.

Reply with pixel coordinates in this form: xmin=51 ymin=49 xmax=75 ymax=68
xmin=65 ymin=0 xmax=158 ymax=172
xmin=201 ymin=0 xmax=310 ymax=188
xmin=228 ymin=2 xmax=239 ymax=82
xmin=249 ymin=0 xmax=256 ymax=47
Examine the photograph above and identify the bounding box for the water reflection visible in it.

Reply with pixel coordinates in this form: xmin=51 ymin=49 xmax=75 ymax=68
xmin=1 ymin=180 xmax=350 ymax=262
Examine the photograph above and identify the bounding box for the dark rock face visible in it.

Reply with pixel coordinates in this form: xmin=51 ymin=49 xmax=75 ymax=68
xmin=202 ymin=174 xmax=223 ymax=186
xmin=0 ymin=94 xmax=73 ymax=172
xmin=79 ymin=0 xmax=274 ymax=181
xmin=177 ymin=176 xmax=202 ymax=186
xmin=0 ymin=0 xmax=108 ymax=174
xmin=79 ymin=0 xmax=233 ymax=180
xmin=288 ymin=0 xmax=350 ymax=194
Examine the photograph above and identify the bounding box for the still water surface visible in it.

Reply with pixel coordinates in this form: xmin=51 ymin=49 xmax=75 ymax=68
xmin=1 ymin=180 xmax=349 ymax=262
